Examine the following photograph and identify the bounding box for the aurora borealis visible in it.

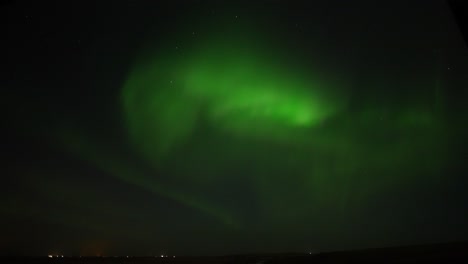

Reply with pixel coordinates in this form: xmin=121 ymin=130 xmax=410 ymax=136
xmin=122 ymin=26 xmax=348 ymax=162
xmin=2 ymin=0 xmax=468 ymax=257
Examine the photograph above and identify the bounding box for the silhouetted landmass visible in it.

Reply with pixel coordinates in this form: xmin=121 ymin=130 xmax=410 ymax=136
xmin=1 ymin=241 xmax=467 ymax=264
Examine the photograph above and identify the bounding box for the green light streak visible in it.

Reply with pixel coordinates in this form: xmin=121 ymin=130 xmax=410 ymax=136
xmin=56 ymin=126 xmax=238 ymax=227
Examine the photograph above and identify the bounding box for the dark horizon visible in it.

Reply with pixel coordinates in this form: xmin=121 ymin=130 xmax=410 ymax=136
xmin=1 ymin=240 xmax=467 ymax=259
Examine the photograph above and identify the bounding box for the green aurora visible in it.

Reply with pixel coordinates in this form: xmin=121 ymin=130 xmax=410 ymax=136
xmin=115 ymin=23 xmax=451 ymax=228
xmin=3 ymin=0 xmax=468 ymax=255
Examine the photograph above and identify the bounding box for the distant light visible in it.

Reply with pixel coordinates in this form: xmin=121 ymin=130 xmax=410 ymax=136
xmin=161 ymin=254 xmax=164 ymax=258
xmin=309 ymin=252 xmax=312 ymax=254
xmin=48 ymin=255 xmax=53 ymax=258
xmin=61 ymin=255 xmax=64 ymax=258
xmin=126 ymin=256 xmax=129 ymax=258
xmin=173 ymin=256 xmax=176 ymax=258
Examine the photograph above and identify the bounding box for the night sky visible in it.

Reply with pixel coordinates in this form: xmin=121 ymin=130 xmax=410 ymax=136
xmin=2 ymin=0 xmax=468 ymax=257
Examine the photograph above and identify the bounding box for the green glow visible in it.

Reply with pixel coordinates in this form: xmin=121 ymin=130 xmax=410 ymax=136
xmin=50 ymin=20 xmax=452 ymax=228
xmin=3 ymin=2 xmax=465 ymax=253
xmin=122 ymin=30 xmax=345 ymax=161
xmin=115 ymin=23 xmax=451 ymax=226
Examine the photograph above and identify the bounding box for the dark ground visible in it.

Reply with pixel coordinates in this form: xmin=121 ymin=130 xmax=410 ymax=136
xmin=2 ymin=241 xmax=467 ymax=264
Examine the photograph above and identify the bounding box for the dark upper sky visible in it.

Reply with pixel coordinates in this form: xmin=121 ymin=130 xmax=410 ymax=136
xmin=2 ymin=0 xmax=468 ymax=257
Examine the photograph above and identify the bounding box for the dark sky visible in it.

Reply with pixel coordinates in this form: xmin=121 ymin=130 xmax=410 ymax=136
xmin=2 ymin=0 xmax=468 ymax=257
